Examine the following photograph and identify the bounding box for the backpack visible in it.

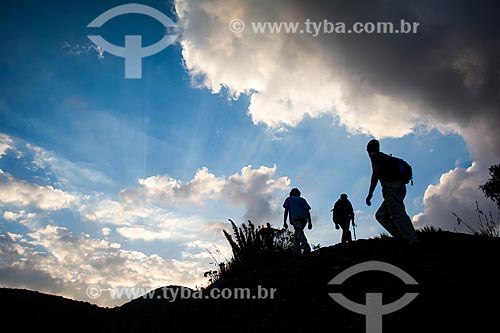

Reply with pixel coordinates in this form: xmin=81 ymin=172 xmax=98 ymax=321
xmin=391 ymin=156 xmax=413 ymax=185
xmin=332 ymin=200 xmax=354 ymax=219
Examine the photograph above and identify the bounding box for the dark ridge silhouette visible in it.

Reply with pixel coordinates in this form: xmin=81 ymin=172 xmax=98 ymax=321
xmin=2 ymin=230 xmax=500 ymax=332
xmin=0 ymin=288 xmax=107 ymax=332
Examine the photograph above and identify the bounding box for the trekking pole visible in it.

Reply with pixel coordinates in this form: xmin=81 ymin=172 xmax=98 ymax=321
xmin=352 ymin=219 xmax=357 ymax=241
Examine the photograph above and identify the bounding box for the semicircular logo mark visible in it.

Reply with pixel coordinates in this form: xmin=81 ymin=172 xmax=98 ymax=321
xmin=328 ymin=261 xmax=419 ymax=333
xmin=87 ymin=3 xmax=178 ymax=78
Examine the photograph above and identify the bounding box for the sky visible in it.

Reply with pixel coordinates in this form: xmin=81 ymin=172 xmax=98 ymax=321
xmin=1 ymin=0 xmax=499 ymax=306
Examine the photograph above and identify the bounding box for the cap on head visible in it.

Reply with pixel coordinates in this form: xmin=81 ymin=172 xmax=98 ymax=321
xmin=341 ymin=193 xmax=348 ymax=199
xmin=290 ymin=188 xmax=301 ymax=197
xmin=367 ymin=139 xmax=380 ymax=153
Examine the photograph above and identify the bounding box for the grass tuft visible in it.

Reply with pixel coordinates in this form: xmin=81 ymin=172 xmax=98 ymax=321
xmin=206 ymin=219 xmax=295 ymax=283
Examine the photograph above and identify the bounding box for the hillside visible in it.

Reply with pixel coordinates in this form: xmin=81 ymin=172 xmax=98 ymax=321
xmin=2 ymin=230 xmax=499 ymax=332
xmin=0 ymin=288 xmax=107 ymax=332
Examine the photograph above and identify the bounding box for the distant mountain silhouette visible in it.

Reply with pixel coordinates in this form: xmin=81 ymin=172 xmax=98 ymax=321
xmin=0 ymin=288 xmax=106 ymax=332
xmin=3 ymin=230 xmax=499 ymax=332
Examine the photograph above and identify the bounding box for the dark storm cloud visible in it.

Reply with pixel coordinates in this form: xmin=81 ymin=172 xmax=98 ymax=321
xmin=176 ymin=0 xmax=500 ymax=231
xmin=293 ymin=0 xmax=500 ymax=159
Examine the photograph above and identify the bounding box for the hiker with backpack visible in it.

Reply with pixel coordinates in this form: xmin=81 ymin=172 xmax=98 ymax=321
xmin=332 ymin=194 xmax=355 ymax=243
xmin=283 ymin=188 xmax=312 ymax=254
xmin=365 ymin=139 xmax=418 ymax=242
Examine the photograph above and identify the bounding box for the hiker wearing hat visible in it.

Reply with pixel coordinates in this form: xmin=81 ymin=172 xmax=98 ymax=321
xmin=283 ymin=188 xmax=312 ymax=254
xmin=332 ymin=194 xmax=355 ymax=243
xmin=365 ymin=139 xmax=418 ymax=242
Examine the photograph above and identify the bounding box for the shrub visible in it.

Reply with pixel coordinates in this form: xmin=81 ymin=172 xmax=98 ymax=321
xmin=202 ymin=220 xmax=295 ymax=285
xmin=222 ymin=219 xmax=294 ymax=269
xmin=224 ymin=219 xmax=294 ymax=261
xmin=452 ymin=201 xmax=499 ymax=237
xmin=418 ymin=226 xmax=443 ymax=233
xmin=480 ymin=164 xmax=500 ymax=209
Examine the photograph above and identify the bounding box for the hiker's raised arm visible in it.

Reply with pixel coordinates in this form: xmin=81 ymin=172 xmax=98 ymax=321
xmin=366 ymin=165 xmax=381 ymax=206
xmin=283 ymin=208 xmax=289 ymax=229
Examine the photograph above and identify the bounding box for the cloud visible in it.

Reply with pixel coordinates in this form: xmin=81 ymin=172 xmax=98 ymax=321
xmin=80 ymin=196 xmax=209 ymax=239
xmin=134 ymin=167 xmax=226 ymax=205
xmin=221 ymin=165 xmax=291 ymax=221
xmin=413 ymin=162 xmax=498 ymax=232
xmin=0 ymin=133 xmax=111 ymax=190
xmin=3 ymin=210 xmax=37 ymax=222
xmin=122 ymin=165 xmax=290 ymax=222
xmin=175 ymin=0 xmax=500 ymax=160
xmin=0 ymin=136 xmax=280 ymax=305
xmin=0 ymin=163 xmax=233 ymax=306
xmin=176 ymin=0 xmax=500 ymax=151
xmin=115 ymin=226 xmax=176 ymax=241
xmin=79 ymin=198 xmax=152 ymax=226
xmin=26 ymin=143 xmax=112 ymax=187
xmin=0 ymin=133 xmax=14 ymax=158
xmin=0 ymin=225 xmax=206 ymax=307
xmin=62 ymin=41 xmax=104 ymax=59
xmin=0 ymin=169 xmax=78 ymax=211
xmin=101 ymin=227 xmax=112 ymax=237
xmin=175 ymin=0 xmax=425 ymax=138
xmin=175 ymin=0 xmax=500 ymax=232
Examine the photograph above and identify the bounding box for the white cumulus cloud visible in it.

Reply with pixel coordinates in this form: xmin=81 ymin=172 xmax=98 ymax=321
xmin=122 ymin=165 xmax=290 ymax=222
xmin=136 ymin=167 xmax=226 ymax=205
xmin=0 ymin=225 xmax=205 ymax=307
xmin=0 ymin=169 xmax=78 ymax=211
xmin=413 ymin=162 xmax=498 ymax=232
xmin=175 ymin=0 xmax=430 ymax=138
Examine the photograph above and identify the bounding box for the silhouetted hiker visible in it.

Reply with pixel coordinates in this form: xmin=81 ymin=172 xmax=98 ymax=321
xmin=365 ymin=139 xmax=418 ymax=242
xmin=332 ymin=194 xmax=355 ymax=243
xmin=283 ymin=188 xmax=312 ymax=254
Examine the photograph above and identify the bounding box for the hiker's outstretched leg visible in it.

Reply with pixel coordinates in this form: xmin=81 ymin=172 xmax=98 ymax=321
xmin=292 ymin=219 xmax=310 ymax=253
xmin=302 ymin=232 xmax=311 ymax=253
xmin=345 ymin=229 xmax=352 ymax=243
xmin=291 ymin=219 xmax=308 ymax=254
xmin=375 ymin=200 xmax=403 ymax=238
xmin=340 ymin=219 xmax=352 ymax=243
xmin=382 ymin=182 xmax=418 ymax=242
xmin=293 ymin=228 xmax=301 ymax=254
